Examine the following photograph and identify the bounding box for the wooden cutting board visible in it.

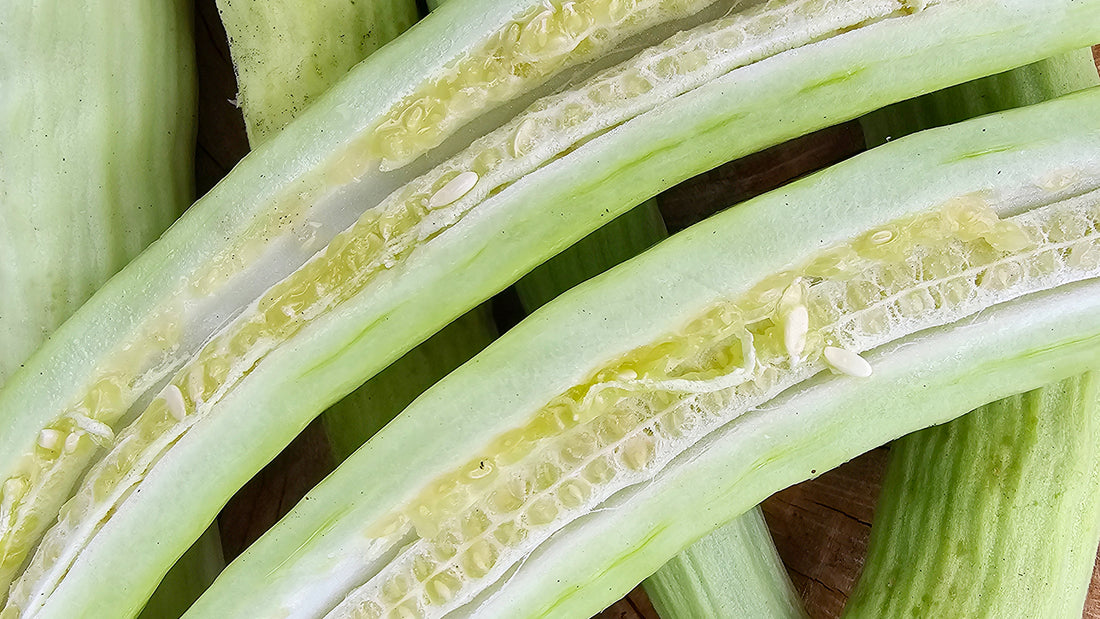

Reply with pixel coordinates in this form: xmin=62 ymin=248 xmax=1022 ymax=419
xmin=194 ymin=4 xmax=1100 ymax=614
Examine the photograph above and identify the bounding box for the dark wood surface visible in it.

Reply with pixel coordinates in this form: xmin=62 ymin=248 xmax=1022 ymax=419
xmin=193 ymin=6 xmax=1100 ymax=613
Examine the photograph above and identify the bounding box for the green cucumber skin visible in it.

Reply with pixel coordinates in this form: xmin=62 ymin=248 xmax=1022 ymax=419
xmin=843 ymin=375 xmax=1100 ymax=618
xmin=186 ymin=90 xmax=1100 ymax=618
xmin=644 ymin=507 xmax=807 ymax=619
xmin=11 ymin=3 xmax=1100 ymax=615
xmin=0 ymin=0 xmax=197 ymax=386
xmin=216 ymin=0 xmax=419 ymax=144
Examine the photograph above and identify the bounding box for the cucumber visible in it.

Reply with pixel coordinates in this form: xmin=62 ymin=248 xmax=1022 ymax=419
xmin=2 ymin=1 xmax=1098 ymax=615
xmin=0 ymin=0 xmax=196 ymax=386
xmin=188 ymin=88 xmax=1100 ymax=618
xmin=0 ymin=0 xmax=201 ymax=612
xmin=512 ymin=185 xmax=801 ymax=618
xmin=644 ymin=507 xmax=807 ymax=618
xmin=844 ymin=375 xmax=1100 ymax=618
xmin=216 ymin=0 xmax=420 ymax=144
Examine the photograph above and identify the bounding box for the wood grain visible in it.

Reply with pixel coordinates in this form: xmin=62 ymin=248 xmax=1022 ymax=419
xmin=194 ymin=11 xmax=1100 ymax=614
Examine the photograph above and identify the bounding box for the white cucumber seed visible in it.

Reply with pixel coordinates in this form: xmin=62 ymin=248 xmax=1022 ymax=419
xmin=64 ymin=432 xmax=83 ymax=454
xmin=870 ymin=229 xmax=894 ymax=244
xmin=163 ymin=384 xmax=187 ymax=421
xmin=783 ymin=304 xmax=809 ymax=360
xmin=428 ymin=171 xmax=479 ymax=208
xmin=823 ymin=346 xmax=872 ymax=378
xmin=36 ymin=430 xmax=61 ymax=451
xmin=70 ymin=413 xmax=115 ymax=445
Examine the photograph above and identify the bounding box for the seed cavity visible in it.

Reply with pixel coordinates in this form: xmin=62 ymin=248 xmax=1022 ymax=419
xmin=428 ymin=172 xmax=479 ymax=208
xmin=823 ymin=346 xmax=873 ymax=378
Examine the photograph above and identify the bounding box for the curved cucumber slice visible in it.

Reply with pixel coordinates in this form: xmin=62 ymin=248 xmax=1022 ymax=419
xmin=187 ymin=89 xmax=1100 ymax=618
xmin=839 ymin=48 xmax=1100 ymax=619
xmin=2 ymin=1 xmax=1099 ymax=615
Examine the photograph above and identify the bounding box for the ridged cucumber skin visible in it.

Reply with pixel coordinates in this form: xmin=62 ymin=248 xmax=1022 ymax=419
xmin=7 ymin=3 xmax=1100 ymax=616
xmin=186 ymin=90 xmax=1100 ymax=619
xmin=844 ymin=375 xmax=1100 ymax=618
xmin=644 ymin=507 xmax=807 ymax=619
xmin=216 ymin=0 xmax=419 ymax=144
xmin=0 ymin=0 xmax=197 ymax=386
xmin=835 ymin=50 xmax=1100 ymax=619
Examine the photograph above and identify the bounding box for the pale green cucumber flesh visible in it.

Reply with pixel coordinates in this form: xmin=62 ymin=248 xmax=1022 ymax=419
xmin=844 ymin=374 xmax=1100 ymax=618
xmin=509 ymin=166 xmax=801 ymax=619
xmin=512 ymin=176 xmax=798 ymax=618
xmin=861 ymin=48 xmax=1100 ymax=149
xmin=324 ymin=308 xmax=499 ymax=463
xmin=2 ymin=1 xmax=1100 ymax=615
xmin=514 ymin=199 xmax=668 ymax=313
xmin=184 ymin=90 xmax=1100 ymax=618
xmin=137 ymin=527 xmax=225 ymax=619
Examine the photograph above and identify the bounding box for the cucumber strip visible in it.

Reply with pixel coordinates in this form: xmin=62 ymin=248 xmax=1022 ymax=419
xmin=861 ymin=49 xmax=1100 ymax=148
xmin=0 ymin=0 xmax=202 ymax=609
xmin=212 ymin=0 xmax=426 ymax=605
xmin=214 ymin=0 xmax=443 ymax=481
xmin=844 ymin=374 xmax=1100 ymax=617
xmin=187 ymin=89 xmax=1100 ymax=619
xmin=3 ymin=2 xmax=1099 ymax=615
xmin=0 ymin=0 xmax=196 ymax=386
xmin=644 ymin=508 xmax=807 ymax=619
xmin=216 ymin=0 xmax=420 ymax=144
